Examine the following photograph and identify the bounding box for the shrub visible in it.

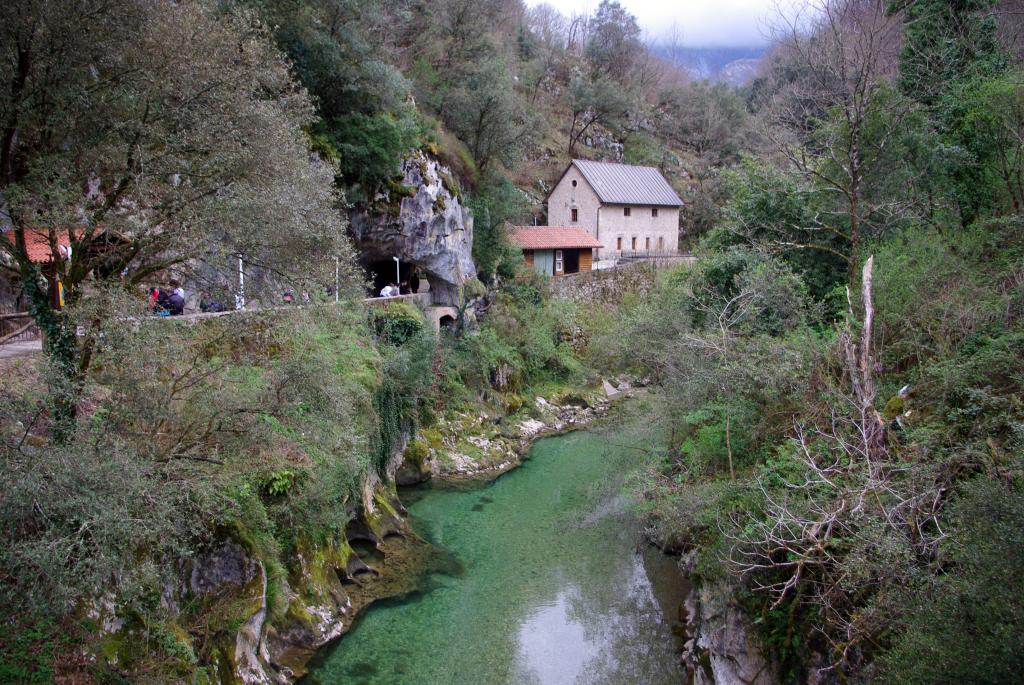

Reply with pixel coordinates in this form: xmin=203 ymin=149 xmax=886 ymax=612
xmin=369 ymin=301 xmax=426 ymax=346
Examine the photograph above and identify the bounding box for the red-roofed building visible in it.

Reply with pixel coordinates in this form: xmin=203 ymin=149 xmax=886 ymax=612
xmin=507 ymin=226 xmax=603 ymax=276
xmin=2 ymin=228 xmax=74 ymax=263
xmin=0 ymin=229 xmax=76 ymax=313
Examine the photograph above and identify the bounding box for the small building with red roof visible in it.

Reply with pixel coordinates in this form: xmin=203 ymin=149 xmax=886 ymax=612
xmin=507 ymin=225 xmax=603 ymax=277
xmin=5 ymin=228 xmax=74 ymax=264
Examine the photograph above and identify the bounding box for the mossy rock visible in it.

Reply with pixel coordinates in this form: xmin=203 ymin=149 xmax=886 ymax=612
xmin=883 ymin=395 xmax=906 ymax=420
xmin=404 ymin=439 xmax=431 ymax=469
xmin=421 ymin=427 xmax=444 ymax=448
xmin=463 ymin=278 xmax=487 ymax=298
xmin=365 ymin=486 xmax=405 ymax=540
xmin=502 ymin=393 xmax=524 ymax=414
xmin=440 ymin=170 xmax=461 ymax=198
xmin=292 ymin=535 xmax=351 ymax=605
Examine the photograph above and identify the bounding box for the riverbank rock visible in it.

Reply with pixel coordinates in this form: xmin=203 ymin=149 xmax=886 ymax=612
xmin=683 ymin=580 xmax=778 ymax=685
xmin=425 ymin=387 xmax=611 ymax=479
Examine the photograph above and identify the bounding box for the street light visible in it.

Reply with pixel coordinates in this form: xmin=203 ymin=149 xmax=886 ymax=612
xmin=392 ymin=255 xmax=400 ymax=286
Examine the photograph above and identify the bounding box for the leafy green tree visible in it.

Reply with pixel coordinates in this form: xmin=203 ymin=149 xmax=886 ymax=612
xmin=0 ymin=0 xmax=357 ymax=439
xmin=955 ymin=69 xmax=1024 ymax=214
xmin=877 ymin=475 xmax=1024 ymax=684
xmin=659 ymin=82 xmax=751 ymax=163
xmin=261 ymin=0 xmax=422 ymax=195
xmin=468 ymin=174 xmax=529 ymax=282
xmin=444 ymin=58 xmax=535 ymax=172
xmin=567 ymin=76 xmax=630 ymax=155
xmin=585 ymin=0 xmax=643 ymax=83
xmin=713 ymin=158 xmax=846 ymax=304
xmin=311 ymin=108 xmax=425 ymax=195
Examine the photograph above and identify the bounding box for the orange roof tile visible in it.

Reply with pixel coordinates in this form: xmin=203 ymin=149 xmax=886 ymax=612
xmin=508 ymin=226 xmax=603 ymax=250
xmin=1 ymin=229 xmax=72 ymax=263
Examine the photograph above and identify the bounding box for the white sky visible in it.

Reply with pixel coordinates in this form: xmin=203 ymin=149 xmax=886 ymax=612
xmin=525 ymin=0 xmax=785 ymax=47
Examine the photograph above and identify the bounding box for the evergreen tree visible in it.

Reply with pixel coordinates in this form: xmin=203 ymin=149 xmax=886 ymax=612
xmin=888 ymin=0 xmax=1005 ymax=107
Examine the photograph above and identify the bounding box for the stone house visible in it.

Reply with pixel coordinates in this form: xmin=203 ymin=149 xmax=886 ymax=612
xmin=508 ymin=226 xmax=602 ymax=277
xmin=546 ymin=159 xmax=683 ymax=260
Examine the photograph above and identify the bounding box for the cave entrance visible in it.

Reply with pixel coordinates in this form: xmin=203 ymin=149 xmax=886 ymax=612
xmin=438 ymin=315 xmax=457 ymax=331
xmin=365 ymin=259 xmax=421 ymax=297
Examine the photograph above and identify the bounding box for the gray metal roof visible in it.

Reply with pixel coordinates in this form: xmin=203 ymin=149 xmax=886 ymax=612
xmin=572 ymin=159 xmax=683 ymax=207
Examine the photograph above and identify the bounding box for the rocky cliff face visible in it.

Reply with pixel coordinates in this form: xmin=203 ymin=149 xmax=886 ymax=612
xmin=350 ymin=151 xmax=476 ymax=306
xmin=678 ymin=553 xmax=778 ymax=685
xmin=89 ymin=429 xmax=426 ymax=685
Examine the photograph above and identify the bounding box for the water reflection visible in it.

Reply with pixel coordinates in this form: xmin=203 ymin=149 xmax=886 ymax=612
xmin=306 ymin=429 xmax=686 ymax=685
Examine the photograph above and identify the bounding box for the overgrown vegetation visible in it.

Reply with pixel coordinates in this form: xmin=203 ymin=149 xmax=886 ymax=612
xmin=589 ymin=1 xmax=1024 ymax=680
xmin=4 ymin=0 xmax=1024 ymax=681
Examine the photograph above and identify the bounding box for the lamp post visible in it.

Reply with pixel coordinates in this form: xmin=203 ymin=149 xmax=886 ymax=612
xmin=236 ymin=255 xmax=245 ymax=310
xmin=392 ymin=255 xmax=400 ymax=286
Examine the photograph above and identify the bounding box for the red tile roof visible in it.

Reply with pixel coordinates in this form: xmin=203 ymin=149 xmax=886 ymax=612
xmin=19 ymin=228 xmax=72 ymax=264
xmin=508 ymin=226 xmax=603 ymax=250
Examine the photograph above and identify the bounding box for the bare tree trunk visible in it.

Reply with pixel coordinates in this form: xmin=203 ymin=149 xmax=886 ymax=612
xmin=841 ymin=255 xmax=887 ymax=459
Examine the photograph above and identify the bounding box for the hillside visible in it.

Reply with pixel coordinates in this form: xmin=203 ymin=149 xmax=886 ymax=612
xmin=3 ymin=0 xmax=1024 ymax=683
xmin=654 ymin=45 xmax=768 ymax=85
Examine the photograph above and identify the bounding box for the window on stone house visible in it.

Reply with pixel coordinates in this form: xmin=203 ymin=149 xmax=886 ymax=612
xmin=645 ymin=237 xmax=650 ymax=250
xmin=624 ymin=207 xmax=631 ymax=217
xmin=616 ymin=237 xmax=622 ymax=251
xmin=652 ymin=208 xmax=659 ymax=217
xmin=572 ymin=180 xmax=578 ymax=187
xmin=555 ymin=250 xmax=563 ymax=273
xmin=571 ymin=208 xmax=578 ymax=222
xmin=658 ymin=236 xmax=665 ymax=250
xmin=631 ymin=236 xmax=637 ymax=250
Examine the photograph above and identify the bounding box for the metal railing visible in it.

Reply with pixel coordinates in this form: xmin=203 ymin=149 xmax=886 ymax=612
xmin=615 ymin=249 xmax=691 ymax=260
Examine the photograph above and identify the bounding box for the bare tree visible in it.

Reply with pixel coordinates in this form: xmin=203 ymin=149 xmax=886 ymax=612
xmin=765 ymin=0 xmax=907 ymax=284
xmin=726 ymin=256 xmax=948 ymax=676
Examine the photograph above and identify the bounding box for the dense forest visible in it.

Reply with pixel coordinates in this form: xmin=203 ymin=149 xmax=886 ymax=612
xmin=1 ymin=0 xmax=1023 ymax=682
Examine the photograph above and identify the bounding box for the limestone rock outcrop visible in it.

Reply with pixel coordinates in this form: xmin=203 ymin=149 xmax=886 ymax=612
xmin=683 ymin=578 xmax=778 ymax=685
xmin=350 ymin=151 xmax=475 ymax=306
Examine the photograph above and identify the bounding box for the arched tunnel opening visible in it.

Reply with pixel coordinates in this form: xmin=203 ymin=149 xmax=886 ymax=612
xmin=438 ymin=314 xmax=457 ymax=331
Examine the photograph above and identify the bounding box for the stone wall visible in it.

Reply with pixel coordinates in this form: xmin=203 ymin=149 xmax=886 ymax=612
xmin=550 ymin=260 xmax=686 ymax=304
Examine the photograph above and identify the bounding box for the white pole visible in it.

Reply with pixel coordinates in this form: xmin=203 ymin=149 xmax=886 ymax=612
xmin=334 ymin=256 xmax=339 ymax=303
xmin=237 ymin=255 xmax=245 ymax=310
xmin=393 ymin=255 xmax=400 ymax=285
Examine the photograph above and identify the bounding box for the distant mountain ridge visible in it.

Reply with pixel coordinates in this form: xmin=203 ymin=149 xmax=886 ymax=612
xmin=655 ymin=45 xmax=768 ymax=86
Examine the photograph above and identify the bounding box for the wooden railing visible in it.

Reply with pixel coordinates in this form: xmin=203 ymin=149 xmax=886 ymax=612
xmin=0 ymin=310 xmax=38 ymax=345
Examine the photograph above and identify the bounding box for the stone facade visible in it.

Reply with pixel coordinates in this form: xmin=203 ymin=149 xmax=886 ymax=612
xmin=547 ymin=163 xmax=680 ymax=260
xmin=548 ymin=164 xmax=602 ymax=247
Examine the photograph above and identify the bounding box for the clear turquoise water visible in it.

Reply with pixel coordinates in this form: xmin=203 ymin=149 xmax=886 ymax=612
xmin=305 ymin=428 xmax=687 ymax=685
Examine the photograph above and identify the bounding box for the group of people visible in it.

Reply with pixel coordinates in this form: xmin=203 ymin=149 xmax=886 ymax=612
xmin=378 ymin=273 xmax=419 ymax=298
xmin=378 ymin=282 xmax=403 ymax=297
xmin=148 ymin=280 xmax=186 ymax=316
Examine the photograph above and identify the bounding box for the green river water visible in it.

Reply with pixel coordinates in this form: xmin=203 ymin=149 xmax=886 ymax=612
xmin=305 ymin=424 xmax=688 ymax=685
